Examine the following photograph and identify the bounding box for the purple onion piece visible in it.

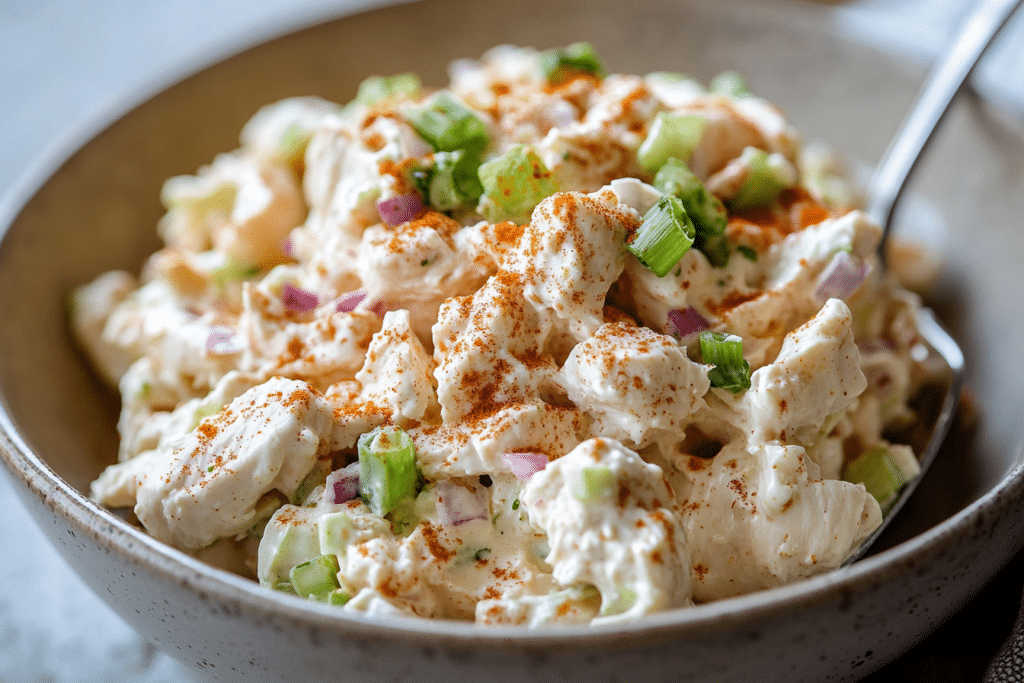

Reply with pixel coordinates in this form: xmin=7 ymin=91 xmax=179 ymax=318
xmin=434 ymin=481 xmax=489 ymax=527
xmin=282 ymin=282 xmax=319 ymax=313
xmin=376 ymin=192 xmax=423 ymax=227
xmin=323 ymin=463 xmax=360 ymax=505
xmin=501 ymin=452 xmax=549 ymax=481
xmin=205 ymin=326 xmax=243 ymax=355
xmin=815 ymin=251 xmax=871 ymax=302
xmin=666 ymin=307 xmax=710 ymax=340
xmin=335 ymin=290 xmax=367 ymax=313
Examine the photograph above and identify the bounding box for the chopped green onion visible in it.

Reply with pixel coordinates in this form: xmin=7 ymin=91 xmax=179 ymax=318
xmin=540 ymin=42 xmax=607 ymax=85
xmin=211 ymin=261 xmax=260 ymax=288
xmin=600 ymin=585 xmax=638 ymax=617
xmin=289 ymin=554 xmax=340 ymax=599
xmin=737 ymin=245 xmax=758 ymax=261
xmin=627 ymin=195 xmax=695 ymax=277
xmin=406 ymin=92 xmax=489 ymax=154
xmin=511 ymin=498 xmax=520 ymax=511
xmin=636 ymin=112 xmax=706 ymax=174
xmin=478 ymin=145 xmax=558 ymax=222
xmin=709 ymin=70 xmax=749 ymax=97
xmin=653 ymin=157 xmax=729 ymax=267
xmin=355 ymin=73 xmax=421 ymax=106
xmin=572 ymin=466 xmax=617 ymax=502
xmin=700 ymin=331 xmax=752 ymax=393
xmin=358 ymin=425 xmax=421 ymax=517
xmin=843 ymin=447 xmax=910 ymax=514
xmin=730 ymin=147 xmax=792 ymax=210
xmin=411 ymin=150 xmax=484 ymax=211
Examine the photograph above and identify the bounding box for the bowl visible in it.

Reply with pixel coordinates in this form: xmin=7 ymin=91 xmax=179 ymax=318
xmin=2 ymin=0 xmax=1024 ymax=680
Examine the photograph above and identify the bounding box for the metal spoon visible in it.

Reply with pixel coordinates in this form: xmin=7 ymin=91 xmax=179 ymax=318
xmin=844 ymin=0 xmax=1023 ymax=564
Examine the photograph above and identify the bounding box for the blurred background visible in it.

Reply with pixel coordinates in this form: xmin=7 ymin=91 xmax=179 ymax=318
xmin=0 ymin=1 xmax=1021 ymax=681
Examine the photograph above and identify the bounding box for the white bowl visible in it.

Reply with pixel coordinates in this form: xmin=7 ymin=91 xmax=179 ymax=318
xmin=2 ymin=0 xmax=1023 ymax=680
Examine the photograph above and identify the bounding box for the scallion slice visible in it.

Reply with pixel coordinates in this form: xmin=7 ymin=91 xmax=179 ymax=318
xmin=406 ymin=92 xmax=489 ymax=154
xmin=843 ymin=447 xmax=910 ymax=513
xmin=412 ymin=150 xmax=484 ymax=211
xmin=540 ymin=42 xmax=607 ymax=85
xmin=627 ymin=195 xmax=695 ymax=277
xmin=699 ymin=331 xmax=752 ymax=393
xmin=358 ymin=425 xmax=421 ymax=517
xmin=478 ymin=144 xmax=558 ymax=222
xmin=730 ymin=147 xmax=792 ymax=210
xmin=355 ymin=73 xmax=421 ymax=106
xmin=637 ymin=112 xmax=706 ymax=174
xmin=653 ymin=157 xmax=730 ymax=267
xmin=289 ymin=554 xmax=340 ymax=599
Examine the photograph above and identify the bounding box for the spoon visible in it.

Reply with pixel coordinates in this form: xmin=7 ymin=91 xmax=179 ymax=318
xmin=843 ymin=0 xmax=1023 ymax=564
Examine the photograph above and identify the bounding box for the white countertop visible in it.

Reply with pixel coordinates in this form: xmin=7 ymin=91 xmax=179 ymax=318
xmin=0 ymin=1 xmax=1022 ymax=680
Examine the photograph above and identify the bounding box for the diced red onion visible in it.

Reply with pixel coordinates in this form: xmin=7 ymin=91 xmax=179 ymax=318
xmin=501 ymin=452 xmax=549 ymax=481
xmin=205 ymin=326 xmax=243 ymax=355
xmin=323 ymin=462 xmax=360 ymax=505
xmin=815 ymin=251 xmax=871 ymax=302
xmin=282 ymin=282 xmax=319 ymax=312
xmin=434 ymin=481 xmax=489 ymax=526
xmin=376 ymin=192 xmax=423 ymax=227
xmin=666 ymin=307 xmax=710 ymax=340
xmin=335 ymin=290 xmax=367 ymax=313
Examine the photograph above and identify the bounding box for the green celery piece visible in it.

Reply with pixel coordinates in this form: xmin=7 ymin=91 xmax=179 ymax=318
xmin=572 ymin=466 xmax=616 ymax=502
xmin=355 ymin=73 xmax=421 ymax=106
xmin=540 ymin=42 xmax=607 ymax=85
xmin=478 ymin=145 xmax=558 ymax=223
xmin=730 ymin=147 xmax=790 ymax=211
xmin=627 ymin=195 xmax=695 ymax=277
xmin=600 ymin=585 xmax=638 ymax=617
xmin=326 ymin=589 xmax=351 ymax=606
xmin=637 ymin=112 xmax=706 ymax=174
xmin=211 ymin=261 xmax=260 ymax=288
xmin=843 ymin=448 xmax=909 ymax=513
xmin=358 ymin=425 xmax=421 ymax=517
xmin=709 ymin=70 xmax=749 ymax=97
xmin=653 ymin=157 xmax=730 ymax=267
xmin=317 ymin=511 xmax=354 ymax=556
xmin=189 ymin=402 xmax=223 ymax=432
xmin=700 ymin=331 xmax=752 ymax=393
xmin=289 ymin=554 xmax=341 ymax=599
xmin=407 ymin=92 xmax=489 ymax=154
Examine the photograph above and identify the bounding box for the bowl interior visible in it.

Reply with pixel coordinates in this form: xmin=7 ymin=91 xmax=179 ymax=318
xmin=1 ymin=0 xmax=1023 ymax=568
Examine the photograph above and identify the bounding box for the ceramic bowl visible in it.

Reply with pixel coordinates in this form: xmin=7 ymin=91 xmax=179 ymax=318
xmin=2 ymin=0 xmax=1023 ymax=680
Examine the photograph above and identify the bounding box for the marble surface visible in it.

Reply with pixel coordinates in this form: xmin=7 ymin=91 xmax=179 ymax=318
xmin=0 ymin=1 xmax=1022 ymax=681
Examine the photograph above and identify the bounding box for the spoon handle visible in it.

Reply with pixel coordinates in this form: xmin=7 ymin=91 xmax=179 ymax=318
xmin=867 ymin=0 xmax=1024 ymax=239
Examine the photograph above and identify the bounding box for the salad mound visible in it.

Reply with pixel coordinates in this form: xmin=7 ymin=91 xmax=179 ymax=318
xmin=73 ymin=44 xmax=938 ymax=625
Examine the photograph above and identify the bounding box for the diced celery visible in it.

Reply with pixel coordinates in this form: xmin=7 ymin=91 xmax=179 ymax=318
xmin=700 ymin=331 xmax=752 ymax=393
xmin=271 ymin=580 xmax=296 ymax=594
xmin=627 ymin=195 xmax=695 ymax=277
xmin=291 ymin=458 xmax=332 ymax=505
xmin=317 ymin=511 xmax=354 ymax=556
xmin=709 ymin=70 xmax=749 ymax=97
xmin=325 ymin=589 xmax=351 ymax=606
xmin=636 ymin=112 xmax=706 ymax=174
xmin=406 ymin=92 xmax=489 ymax=154
xmin=843 ymin=447 xmax=911 ymax=513
xmin=358 ymin=425 xmax=421 ymax=517
xmin=478 ymin=145 xmax=558 ymax=223
xmin=730 ymin=147 xmax=792 ymax=210
xmin=289 ymin=554 xmax=341 ymax=599
xmin=540 ymin=42 xmax=607 ymax=85
xmin=355 ymin=73 xmax=421 ymax=106
xmin=653 ymin=157 xmax=730 ymax=267
xmin=189 ymin=402 xmax=224 ymax=431
xmin=210 ymin=261 xmax=260 ymax=289
xmin=600 ymin=585 xmax=638 ymax=617
xmin=572 ymin=466 xmax=616 ymax=502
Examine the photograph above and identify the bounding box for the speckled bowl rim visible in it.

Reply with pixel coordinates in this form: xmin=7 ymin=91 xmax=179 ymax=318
xmin=2 ymin=0 xmax=1024 ymax=650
